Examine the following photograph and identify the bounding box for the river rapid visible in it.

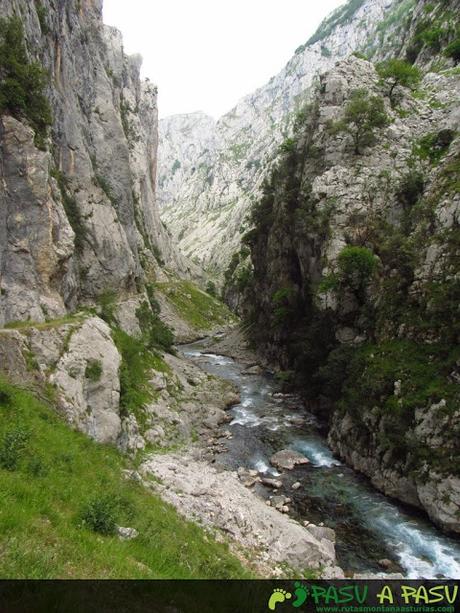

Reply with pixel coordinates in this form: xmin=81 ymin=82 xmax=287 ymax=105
xmin=182 ymin=338 xmax=460 ymax=579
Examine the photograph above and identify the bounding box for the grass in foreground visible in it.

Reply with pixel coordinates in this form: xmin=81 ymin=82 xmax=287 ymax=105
xmin=0 ymin=378 xmax=251 ymax=578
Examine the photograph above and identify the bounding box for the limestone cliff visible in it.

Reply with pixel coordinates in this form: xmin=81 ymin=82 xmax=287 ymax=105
xmin=0 ymin=0 xmax=230 ymax=453
xmin=233 ymin=0 xmax=460 ymax=533
xmin=0 ymin=0 xmax=195 ymax=328
xmin=158 ymin=0 xmax=419 ymax=274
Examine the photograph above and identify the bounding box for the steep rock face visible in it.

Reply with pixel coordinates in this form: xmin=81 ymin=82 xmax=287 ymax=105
xmin=157 ymin=112 xmax=217 ymax=216
xmin=0 ymin=115 xmax=76 ymax=324
xmin=236 ymin=0 xmax=460 ymax=535
xmin=158 ymin=0 xmax=415 ymax=273
xmin=0 ymin=312 xmax=238 ymax=452
xmin=0 ymin=316 xmax=123 ymax=443
xmin=49 ymin=316 xmax=122 ymax=444
xmin=0 ymin=0 xmax=193 ymax=327
xmin=0 ymin=0 xmax=225 ymax=458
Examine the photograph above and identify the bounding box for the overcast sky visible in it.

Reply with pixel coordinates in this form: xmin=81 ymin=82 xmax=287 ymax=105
xmin=103 ymin=0 xmax=344 ymax=119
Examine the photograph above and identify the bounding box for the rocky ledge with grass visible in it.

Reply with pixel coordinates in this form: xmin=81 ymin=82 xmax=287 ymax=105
xmin=0 ymin=301 xmax=344 ymax=577
xmin=139 ymin=450 xmax=344 ymax=578
xmin=0 ymin=312 xmax=238 ymax=455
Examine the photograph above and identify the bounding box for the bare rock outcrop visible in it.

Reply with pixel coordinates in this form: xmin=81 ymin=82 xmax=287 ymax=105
xmin=0 ymin=0 xmax=195 ymax=329
xmin=141 ymin=452 xmax=344 ymax=577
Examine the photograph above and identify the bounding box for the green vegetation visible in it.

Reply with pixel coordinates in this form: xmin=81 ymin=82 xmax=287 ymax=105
xmin=96 ymin=286 xmax=175 ymax=425
xmin=205 ymin=280 xmax=217 ymax=297
xmin=120 ymin=99 xmax=137 ymax=144
xmin=237 ymin=1 xmax=460 ymax=487
xmin=95 ymin=173 xmax=117 ymax=207
xmin=3 ymin=312 xmax=86 ymax=332
xmin=222 ymin=247 xmax=253 ymax=299
xmin=51 ymin=169 xmax=87 ymax=253
xmin=445 ymin=36 xmax=460 ymax=63
xmin=85 ymin=359 xmax=103 ymax=383
xmin=151 ymin=244 xmax=165 ymax=266
xmin=135 ymin=300 xmax=174 ymax=353
xmin=396 ymin=169 xmax=425 ymax=209
xmin=0 ymin=378 xmax=250 ymax=577
xmin=406 ymin=2 xmax=458 ymax=64
xmin=233 ymin=264 xmax=253 ymax=294
xmin=223 ymin=252 xmax=241 ymax=288
xmin=271 ymin=287 xmax=297 ymax=326
xmin=0 ymin=17 xmax=52 ymax=148
xmin=329 ymin=89 xmax=389 ymax=154
xmin=79 ymin=495 xmax=117 ymax=535
xmin=435 ymin=149 xmax=460 ymax=196
xmin=376 ymin=59 xmax=421 ymax=106
xmin=417 ymin=22 xmax=445 ymax=52
xmin=303 ymin=0 xmax=365 ymax=47
xmin=35 ymin=1 xmax=50 ymax=35
xmin=330 ymin=340 xmax=460 ymax=473
xmin=279 ymin=137 xmax=296 ymax=154
xmin=374 ymin=0 xmax=416 ymax=39
xmin=0 ymin=424 xmax=30 ymax=471
xmin=412 ymin=129 xmax=454 ymax=164
xmin=337 ymin=246 xmax=378 ymax=292
xmin=157 ymin=279 xmax=235 ymax=330
xmin=318 ymin=246 xmax=378 ymax=302
xmin=98 ymin=290 xmax=118 ymax=325
xmin=111 ymin=327 xmax=168 ymax=425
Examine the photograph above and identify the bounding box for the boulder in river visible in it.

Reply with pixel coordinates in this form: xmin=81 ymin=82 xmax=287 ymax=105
xmin=224 ymin=392 xmax=241 ymax=408
xmin=243 ymin=364 xmax=264 ymax=375
xmin=270 ymin=449 xmax=310 ymax=470
xmin=261 ymin=477 xmax=283 ymax=489
xmin=269 ymin=495 xmax=291 ymax=510
xmin=237 ymin=467 xmax=261 ymax=487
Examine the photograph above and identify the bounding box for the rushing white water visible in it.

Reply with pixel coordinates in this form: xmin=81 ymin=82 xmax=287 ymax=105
xmin=292 ymin=438 xmax=460 ymax=577
xmin=252 ymin=456 xmax=280 ymax=476
xmin=371 ymin=507 xmax=460 ymax=578
xmin=292 ymin=438 xmax=342 ymax=467
xmin=183 ymin=343 xmax=460 ymax=578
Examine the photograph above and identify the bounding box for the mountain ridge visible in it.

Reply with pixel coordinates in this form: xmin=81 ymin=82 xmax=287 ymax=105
xmin=157 ymin=0 xmax=413 ymax=274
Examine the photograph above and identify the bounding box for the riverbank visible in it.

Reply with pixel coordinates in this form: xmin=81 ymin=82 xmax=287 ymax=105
xmin=138 ymin=330 xmax=346 ymax=578
xmin=145 ymin=335 xmax=460 ymax=579
xmin=140 ymin=450 xmax=343 ymax=578
xmin=0 ymin=378 xmax=251 ymax=579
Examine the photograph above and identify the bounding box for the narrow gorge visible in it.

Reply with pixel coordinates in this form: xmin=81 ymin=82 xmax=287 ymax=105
xmin=0 ymin=0 xmax=459 ymax=585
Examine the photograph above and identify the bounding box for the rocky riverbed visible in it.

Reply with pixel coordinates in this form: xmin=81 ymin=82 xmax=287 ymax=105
xmin=140 ymin=450 xmax=343 ymax=578
xmin=138 ymin=331 xmax=345 ymax=578
xmin=140 ymin=332 xmax=460 ymax=579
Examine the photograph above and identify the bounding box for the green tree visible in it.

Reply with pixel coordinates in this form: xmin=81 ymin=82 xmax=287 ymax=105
xmin=337 ymin=245 xmax=378 ymax=297
xmin=445 ymin=37 xmax=460 ymax=64
xmin=376 ymin=59 xmax=421 ymax=106
xmin=205 ymin=280 xmax=217 ymax=297
xmin=329 ymin=89 xmax=389 ymax=155
xmin=0 ymin=17 xmax=52 ymax=147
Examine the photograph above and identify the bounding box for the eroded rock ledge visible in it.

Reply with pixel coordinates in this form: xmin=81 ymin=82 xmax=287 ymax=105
xmin=140 ymin=451 xmax=344 ymax=578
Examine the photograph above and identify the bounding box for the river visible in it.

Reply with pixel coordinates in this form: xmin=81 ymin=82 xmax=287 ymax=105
xmin=182 ymin=339 xmax=460 ymax=579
